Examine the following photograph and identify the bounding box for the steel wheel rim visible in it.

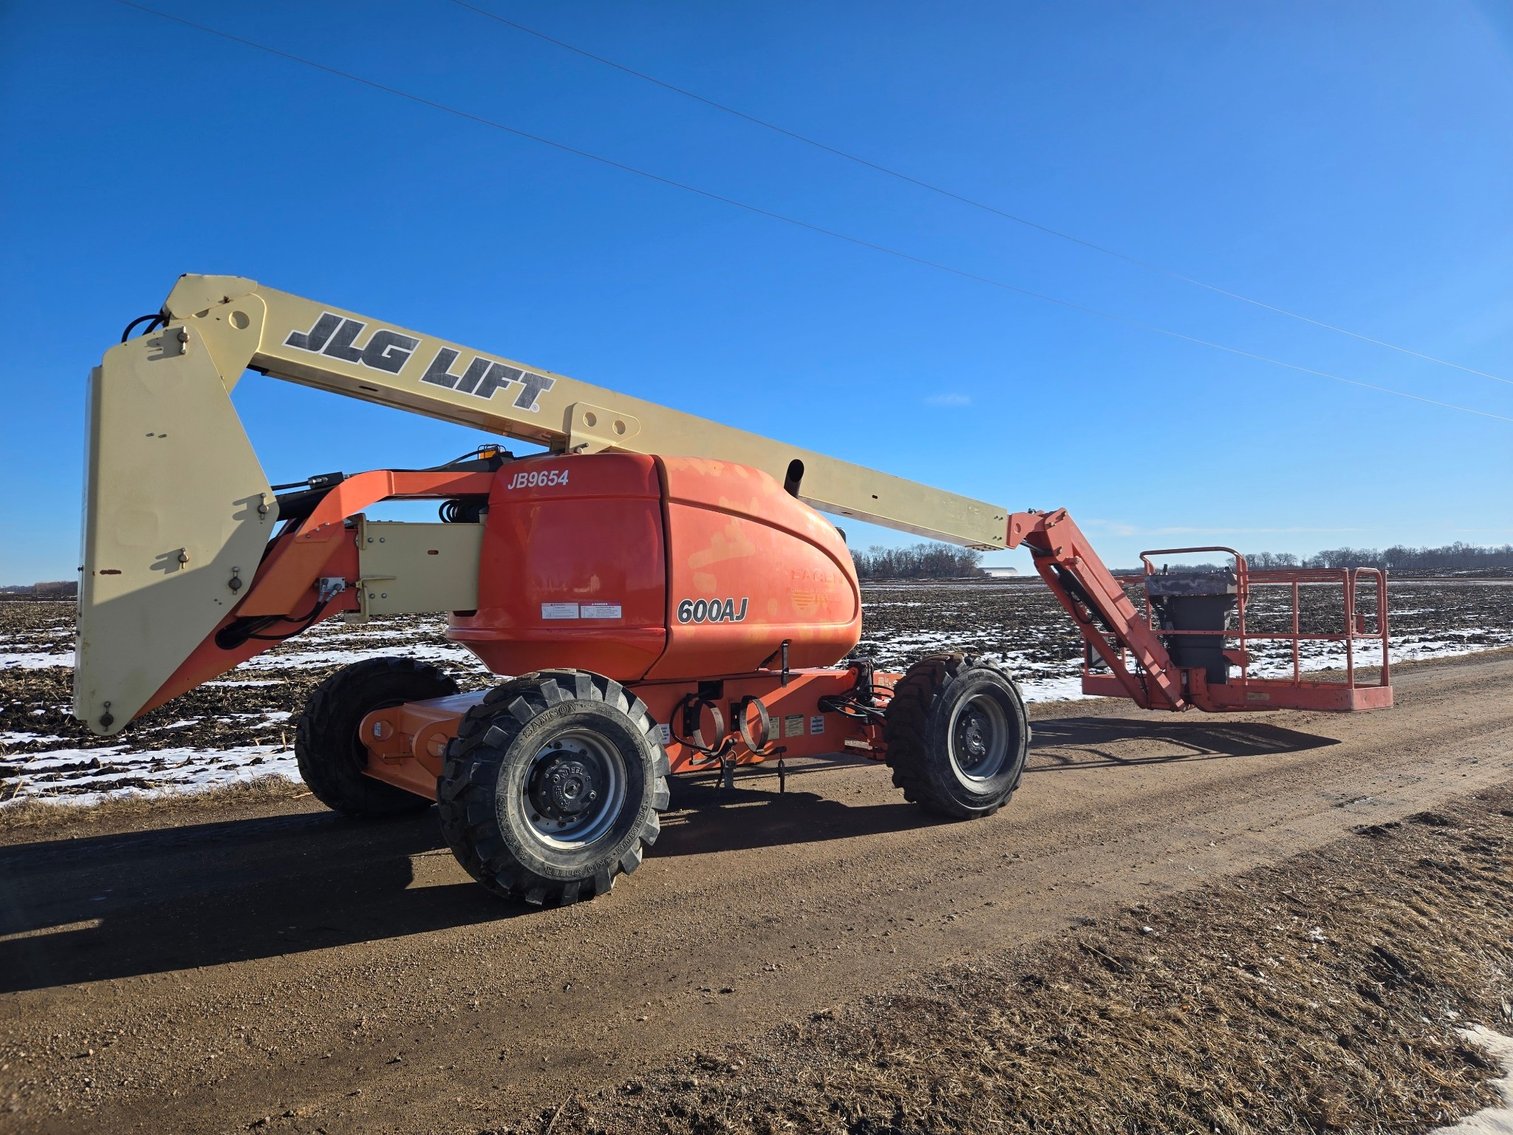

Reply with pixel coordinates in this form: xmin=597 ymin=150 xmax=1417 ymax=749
xmin=521 ymin=728 xmax=626 ymax=849
xmin=949 ymin=693 xmax=1011 ymax=781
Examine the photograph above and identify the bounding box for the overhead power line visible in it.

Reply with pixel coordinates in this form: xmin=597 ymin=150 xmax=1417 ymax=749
xmin=113 ymin=0 xmax=1513 ymax=425
xmin=450 ymin=0 xmax=1513 ymax=391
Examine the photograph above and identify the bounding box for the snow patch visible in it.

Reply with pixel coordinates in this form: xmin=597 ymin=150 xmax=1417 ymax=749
xmin=1429 ymin=1027 xmax=1513 ymax=1135
xmin=0 ymin=651 xmax=73 ymax=670
xmin=0 ymin=744 xmax=297 ymax=807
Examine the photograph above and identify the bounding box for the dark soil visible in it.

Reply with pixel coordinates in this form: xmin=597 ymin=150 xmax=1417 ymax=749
xmin=4 ymin=580 xmax=1512 ymax=759
xmin=0 ymin=604 xmax=492 ymax=760
xmin=857 ymin=577 xmax=1513 ymax=670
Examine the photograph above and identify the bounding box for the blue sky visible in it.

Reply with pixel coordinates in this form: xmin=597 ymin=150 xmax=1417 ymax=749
xmin=2 ymin=0 xmax=1510 ymax=582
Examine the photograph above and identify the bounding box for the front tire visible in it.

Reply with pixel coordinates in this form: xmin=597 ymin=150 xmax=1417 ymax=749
xmin=883 ymin=653 xmax=1029 ymax=819
xmin=438 ymin=670 xmax=670 ymax=905
xmin=295 ymin=657 xmax=460 ymax=817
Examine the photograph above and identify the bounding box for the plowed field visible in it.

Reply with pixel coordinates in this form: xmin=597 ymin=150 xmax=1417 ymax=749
xmin=3 ymin=577 xmax=1510 ymax=803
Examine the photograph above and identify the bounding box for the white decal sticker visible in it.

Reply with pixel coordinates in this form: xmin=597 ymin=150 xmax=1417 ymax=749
xmin=675 ymin=597 xmax=750 ymax=623
xmin=657 ymin=724 xmax=671 ymax=745
xmin=809 ymin=715 xmax=825 ymax=735
xmin=507 ymin=467 xmax=571 ymax=490
xmin=784 ymin=714 xmax=804 ymax=738
xmin=580 ymin=602 xmax=622 ymax=619
xmin=541 ymin=602 xmax=580 ymax=619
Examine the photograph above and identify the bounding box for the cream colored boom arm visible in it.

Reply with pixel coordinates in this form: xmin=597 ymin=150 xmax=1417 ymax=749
xmin=174 ymin=275 xmax=1009 ymax=545
xmin=76 ymin=275 xmax=1008 ymax=733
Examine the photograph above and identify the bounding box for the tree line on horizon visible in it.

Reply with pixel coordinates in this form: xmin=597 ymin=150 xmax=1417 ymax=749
xmin=0 ymin=581 xmax=77 ymax=599
xmin=850 ymin=540 xmax=1513 ymax=580
xmin=6 ymin=539 xmax=1511 ymax=594
xmin=850 ymin=544 xmax=984 ymax=580
xmin=1248 ymin=542 xmax=1513 ymax=572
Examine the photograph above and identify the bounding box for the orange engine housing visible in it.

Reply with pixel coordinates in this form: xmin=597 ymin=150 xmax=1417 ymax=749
xmin=447 ymin=453 xmax=862 ymax=681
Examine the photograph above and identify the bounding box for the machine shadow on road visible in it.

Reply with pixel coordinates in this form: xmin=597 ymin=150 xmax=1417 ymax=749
xmin=1025 ymin=717 xmax=1338 ymax=773
xmin=654 ymin=763 xmax=921 ymax=858
xmin=0 ymin=810 xmax=515 ymax=993
xmin=0 ymin=771 xmax=922 ymax=992
xmin=0 ymin=718 xmax=1338 ymax=993
xmin=653 ymin=717 xmax=1338 ymax=856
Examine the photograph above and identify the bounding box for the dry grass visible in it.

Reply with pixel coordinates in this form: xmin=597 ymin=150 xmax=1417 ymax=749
xmin=520 ymin=786 xmax=1513 ymax=1135
xmin=0 ymin=774 xmax=305 ymax=838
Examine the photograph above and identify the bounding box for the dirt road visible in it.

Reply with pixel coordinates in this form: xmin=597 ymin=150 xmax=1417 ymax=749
xmin=3 ymin=650 xmax=1511 ymax=1134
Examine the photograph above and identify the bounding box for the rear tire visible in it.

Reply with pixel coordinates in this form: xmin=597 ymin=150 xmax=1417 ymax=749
xmin=883 ymin=652 xmax=1029 ymax=819
xmin=438 ymin=670 xmax=670 ymax=905
xmin=295 ymin=657 xmax=460 ymax=817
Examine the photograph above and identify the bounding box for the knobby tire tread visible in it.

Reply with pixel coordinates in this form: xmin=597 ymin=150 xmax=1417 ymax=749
xmin=438 ymin=669 xmax=670 ymax=905
xmin=295 ymin=656 xmax=460 ymax=818
xmin=883 ymin=652 xmax=1027 ymax=820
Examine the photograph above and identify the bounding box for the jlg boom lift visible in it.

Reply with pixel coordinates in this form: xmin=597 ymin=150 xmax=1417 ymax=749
xmin=76 ymin=276 xmax=1393 ymax=904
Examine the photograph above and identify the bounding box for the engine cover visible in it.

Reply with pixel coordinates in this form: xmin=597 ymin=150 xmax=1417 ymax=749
xmin=448 ymin=453 xmax=862 ymax=680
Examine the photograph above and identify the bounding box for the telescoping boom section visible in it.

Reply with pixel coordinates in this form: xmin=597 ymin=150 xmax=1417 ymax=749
xmin=75 ymin=275 xmax=1391 ymax=906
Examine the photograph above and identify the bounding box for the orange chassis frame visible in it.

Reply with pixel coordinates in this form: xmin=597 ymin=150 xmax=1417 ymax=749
xmin=145 ymin=478 xmax=1392 ymax=804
